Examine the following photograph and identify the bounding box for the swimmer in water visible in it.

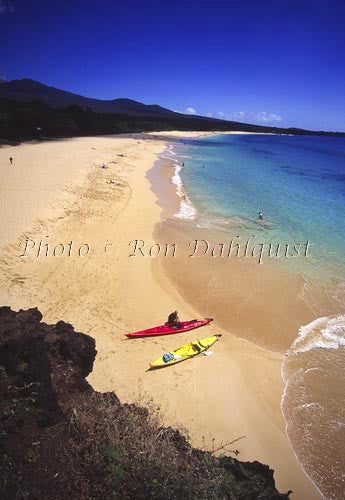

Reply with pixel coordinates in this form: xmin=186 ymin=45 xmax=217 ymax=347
xmin=258 ymin=212 xmax=264 ymax=220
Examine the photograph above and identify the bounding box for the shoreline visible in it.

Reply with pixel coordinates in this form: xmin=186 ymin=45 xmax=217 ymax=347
xmin=0 ymin=132 xmax=322 ymax=499
xmin=149 ymin=138 xmax=324 ymax=498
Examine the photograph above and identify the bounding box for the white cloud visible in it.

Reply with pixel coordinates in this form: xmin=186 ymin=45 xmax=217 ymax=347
xmin=254 ymin=111 xmax=282 ymax=123
xmin=233 ymin=111 xmax=245 ymax=120
xmin=0 ymin=1 xmax=14 ymax=14
xmin=176 ymin=108 xmax=282 ymax=124
xmin=185 ymin=107 xmax=197 ymax=115
xmin=230 ymin=111 xmax=282 ymax=124
xmin=173 ymin=107 xmax=197 ymax=115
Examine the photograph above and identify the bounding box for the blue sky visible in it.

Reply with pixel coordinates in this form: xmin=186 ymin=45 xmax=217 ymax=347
xmin=0 ymin=0 xmax=344 ymax=131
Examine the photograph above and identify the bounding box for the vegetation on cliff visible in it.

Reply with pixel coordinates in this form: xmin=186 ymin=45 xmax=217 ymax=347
xmin=0 ymin=306 xmax=291 ymax=499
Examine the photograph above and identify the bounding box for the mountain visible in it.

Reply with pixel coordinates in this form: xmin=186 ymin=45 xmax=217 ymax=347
xmin=0 ymin=79 xmax=343 ymax=139
xmin=0 ymin=78 xmax=183 ymax=117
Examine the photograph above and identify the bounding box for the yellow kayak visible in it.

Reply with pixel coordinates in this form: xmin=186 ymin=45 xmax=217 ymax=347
xmin=149 ymin=334 xmax=222 ymax=369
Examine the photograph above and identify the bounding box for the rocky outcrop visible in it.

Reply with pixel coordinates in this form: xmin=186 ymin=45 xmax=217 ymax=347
xmin=0 ymin=306 xmax=96 ymax=427
xmin=0 ymin=307 xmax=290 ymax=499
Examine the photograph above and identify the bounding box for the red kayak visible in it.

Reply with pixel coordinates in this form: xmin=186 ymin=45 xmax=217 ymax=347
xmin=126 ymin=318 xmax=213 ymax=338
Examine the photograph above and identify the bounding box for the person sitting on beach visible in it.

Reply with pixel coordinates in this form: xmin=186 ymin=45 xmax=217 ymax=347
xmin=258 ymin=211 xmax=264 ymax=220
xmin=166 ymin=310 xmax=182 ymax=328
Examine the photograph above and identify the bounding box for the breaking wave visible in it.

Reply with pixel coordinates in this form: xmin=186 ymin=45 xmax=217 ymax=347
xmin=287 ymin=315 xmax=345 ymax=355
xmin=172 ymin=164 xmax=196 ymax=220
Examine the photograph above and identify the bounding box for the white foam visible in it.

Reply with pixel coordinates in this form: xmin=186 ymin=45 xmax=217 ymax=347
xmin=299 ymin=402 xmax=321 ymax=410
xmin=172 ymin=165 xmax=183 ymax=196
xmin=334 ymin=420 xmax=345 ymax=428
xmin=280 ymin=316 xmax=345 ymax=499
xmin=288 ymin=315 xmax=345 ymax=355
xmin=304 ymin=367 xmax=322 ymax=375
xmin=175 ymin=199 xmax=197 ymax=219
xmin=172 ymin=164 xmax=196 ymax=220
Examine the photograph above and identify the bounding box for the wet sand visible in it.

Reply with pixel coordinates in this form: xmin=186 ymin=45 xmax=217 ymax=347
xmin=0 ymin=133 xmax=322 ymax=499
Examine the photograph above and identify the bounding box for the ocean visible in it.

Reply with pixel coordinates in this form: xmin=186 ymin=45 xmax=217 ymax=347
xmin=163 ymin=133 xmax=345 ymax=499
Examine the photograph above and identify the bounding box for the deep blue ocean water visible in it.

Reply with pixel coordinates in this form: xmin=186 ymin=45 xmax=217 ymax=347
xmin=174 ymin=134 xmax=345 ymax=279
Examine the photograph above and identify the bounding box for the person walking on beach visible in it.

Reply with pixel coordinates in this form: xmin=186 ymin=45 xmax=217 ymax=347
xmin=9 ymin=156 xmax=13 ymax=165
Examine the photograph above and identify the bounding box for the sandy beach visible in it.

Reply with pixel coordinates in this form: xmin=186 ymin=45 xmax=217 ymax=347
xmin=0 ymin=133 xmax=322 ymax=499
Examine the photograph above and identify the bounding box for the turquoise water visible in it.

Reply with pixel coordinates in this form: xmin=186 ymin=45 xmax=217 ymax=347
xmin=168 ymin=133 xmax=345 ymax=499
xmin=173 ymin=134 xmax=345 ymax=279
